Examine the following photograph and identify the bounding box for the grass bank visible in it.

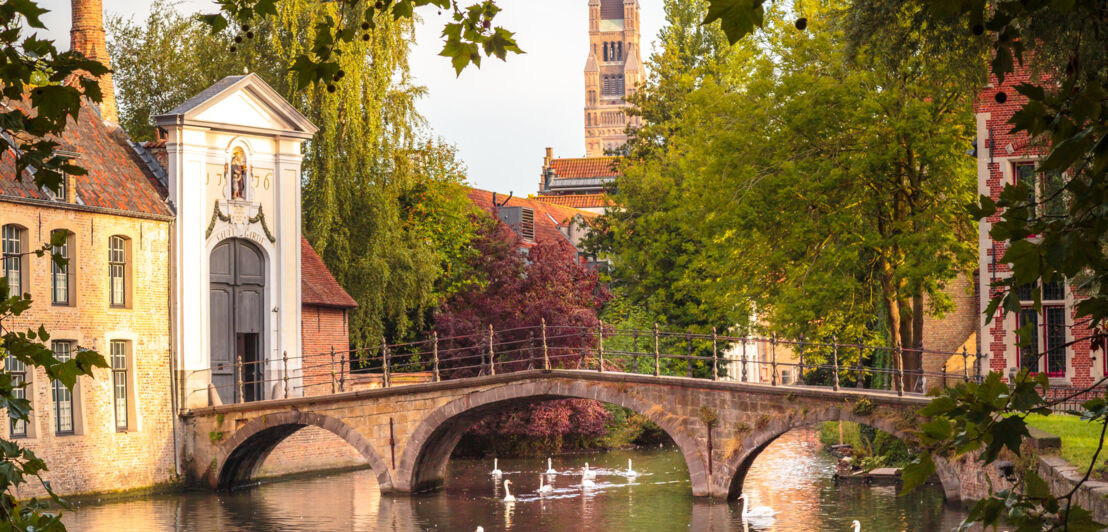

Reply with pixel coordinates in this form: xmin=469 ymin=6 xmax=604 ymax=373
xmin=1025 ymin=413 xmax=1106 ymax=473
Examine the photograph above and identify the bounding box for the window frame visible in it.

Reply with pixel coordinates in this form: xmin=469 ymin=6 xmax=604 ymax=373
xmin=51 ymin=340 xmax=75 ymax=435
xmin=1013 ymin=161 xmax=1066 ymax=221
xmin=6 ymin=354 xmax=27 ymax=438
xmin=108 ymin=235 xmax=129 ymax=308
xmin=1016 ymin=281 xmax=1067 ymax=378
xmin=2 ymin=224 xmax=25 ymax=297
xmin=110 ymin=340 xmax=130 ymax=432
xmin=51 ymin=229 xmax=72 ymax=306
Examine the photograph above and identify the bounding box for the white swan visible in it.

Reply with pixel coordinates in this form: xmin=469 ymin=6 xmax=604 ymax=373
xmin=626 ymin=458 xmax=638 ymax=478
xmin=582 ymin=462 xmax=597 ymax=480
xmin=538 ymin=474 xmax=553 ymax=494
xmin=490 ymin=458 xmax=502 ymax=476
xmin=851 ymin=520 xmax=861 ymax=531
xmin=738 ymin=494 xmax=777 ymax=518
xmin=581 ymin=472 xmax=596 ymax=489
xmin=502 ymin=479 xmax=515 ymax=502
xmin=476 ymin=528 xmax=485 ymax=532
xmin=545 ymin=457 xmax=556 ymax=475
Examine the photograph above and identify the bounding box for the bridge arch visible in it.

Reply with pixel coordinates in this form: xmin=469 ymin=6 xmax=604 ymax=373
xmin=716 ymin=405 xmax=962 ymax=501
xmin=394 ymin=379 xmax=710 ymax=495
xmin=215 ymin=410 xmax=393 ymax=490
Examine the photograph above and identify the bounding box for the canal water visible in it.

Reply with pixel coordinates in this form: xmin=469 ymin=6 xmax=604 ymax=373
xmin=63 ymin=428 xmax=968 ymax=531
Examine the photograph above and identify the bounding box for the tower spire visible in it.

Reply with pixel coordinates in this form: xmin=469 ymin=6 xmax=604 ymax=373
xmin=583 ymin=0 xmax=640 ymax=156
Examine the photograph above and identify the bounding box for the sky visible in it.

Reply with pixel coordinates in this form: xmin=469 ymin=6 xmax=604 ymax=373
xmin=37 ymin=0 xmax=666 ymax=196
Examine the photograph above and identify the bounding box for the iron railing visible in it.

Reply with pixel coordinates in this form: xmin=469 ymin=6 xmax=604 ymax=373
xmin=193 ymin=321 xmax=996 ymax=405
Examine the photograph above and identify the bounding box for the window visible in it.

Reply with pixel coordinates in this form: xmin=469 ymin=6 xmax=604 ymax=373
xmin=1014 ymin=162 xmax=1066 ymax=219
xmin=603 ymin=42 xmax=608 ymax=61
xmin=109 ymin=236 xmax=128 ymax=307
xmin=617 ymin=41 xmax=623 ymax=61
xmin=520 ymin=207 xmax=535 ymax=242
xmin=2 ymin=224 xmax=24 ymax=296
xmin=110 ymin=340 xmax=129 ymax=431
xmin=1017 ymin=281 xmax=1067 ymax=377
xmin=6 ymin=354 xmax=27 ymax=438
xmin=51 ymin=229 xmax=71 ymax=305
xmin=52 ymin=340 xmax=75 ymax=434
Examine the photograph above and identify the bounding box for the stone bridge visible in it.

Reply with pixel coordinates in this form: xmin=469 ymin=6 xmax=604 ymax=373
xmin=180 ymin=369 xmax=968 ymax=500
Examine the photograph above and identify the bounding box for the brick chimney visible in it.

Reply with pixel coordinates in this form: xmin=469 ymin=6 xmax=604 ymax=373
xmin=70 ymin=0 xmax=117 ymax=124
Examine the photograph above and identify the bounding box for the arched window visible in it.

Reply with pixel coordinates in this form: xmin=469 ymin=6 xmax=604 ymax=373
xmin=602 ymin=42 xmax=608 ymax=61
xmin=618 ymin=42 xmax=623 ymax=61
xmin=51 ymin=229 xmax=74 ymax=306
xmin=108 ymin=235 xmax=131 ymax=308
xmin=2 ymin=224 xmax=26 ymax=297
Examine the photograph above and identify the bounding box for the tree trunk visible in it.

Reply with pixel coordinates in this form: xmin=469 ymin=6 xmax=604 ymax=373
xmin=880 ymin=268 xmax=904 ymax=394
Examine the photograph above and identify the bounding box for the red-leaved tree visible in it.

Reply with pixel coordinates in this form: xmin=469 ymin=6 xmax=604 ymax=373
xmin=434 ymin=217 xmax=612 ymax=451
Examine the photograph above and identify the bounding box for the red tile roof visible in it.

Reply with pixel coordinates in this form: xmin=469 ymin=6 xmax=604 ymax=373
xmin=0 ymin=99 xmax=172 ymax=217
xmin=533 ymin=193 xmax=612 ymax=209
xmin=467 ymin=188 xmax=596 ymax=244
xmin=548 ymin=157 xmax=622 ymax=180
xmin=301 ymin=236 xmax=358 ymax=308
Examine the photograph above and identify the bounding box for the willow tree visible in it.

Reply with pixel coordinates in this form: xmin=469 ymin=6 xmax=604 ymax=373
xmin=109 ymin=1 xmax=478 ymax=349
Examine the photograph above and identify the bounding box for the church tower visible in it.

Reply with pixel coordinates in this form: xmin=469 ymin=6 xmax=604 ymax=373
xmin=584 ymin=0 xmax=642 ymax=156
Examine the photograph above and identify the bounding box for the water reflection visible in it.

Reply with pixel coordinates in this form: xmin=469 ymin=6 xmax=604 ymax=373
xmin=64 ymin=428 xmax=968 ymax=531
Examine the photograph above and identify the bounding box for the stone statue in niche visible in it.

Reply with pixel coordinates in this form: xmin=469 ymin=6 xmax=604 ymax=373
xmin=230 ymin=147 xmax=247 ymax=200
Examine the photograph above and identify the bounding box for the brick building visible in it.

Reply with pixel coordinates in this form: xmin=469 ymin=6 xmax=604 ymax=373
xmin=0 ymin=0 xmax=358 ymax=496
xmin=583 ymin=0 xmax=642 ymax=156
xmin=975 ymin=67 xmax=1096 ymax=386
xmin=536 ymin=147 xmax=620 ymax=213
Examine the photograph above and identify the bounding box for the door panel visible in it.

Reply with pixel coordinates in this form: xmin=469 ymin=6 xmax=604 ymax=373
xmin=209 ymin=285 xmax=235 ymax=404
xmin=210 ymin=239 xmax=266 ymax=404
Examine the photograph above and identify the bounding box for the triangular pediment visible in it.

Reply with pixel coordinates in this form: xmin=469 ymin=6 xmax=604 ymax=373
xmin=155 ymin=73 xmax=317 ymax=138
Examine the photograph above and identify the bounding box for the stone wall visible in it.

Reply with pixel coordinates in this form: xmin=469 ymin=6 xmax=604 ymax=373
xmin=1 ymin=201 xmax=177 ymax=497
xmin=259 ymin=426 xmax=367 ymax=478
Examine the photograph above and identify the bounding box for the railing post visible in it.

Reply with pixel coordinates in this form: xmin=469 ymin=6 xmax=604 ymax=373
xmin=382 ymin=338 xmax=391 ymax=388
xmin=770 ymin=333 xmax=778 ymax=386
xmin=685 ymin=329 xmax=693 ymax=378
xmin=542 ymin=318 xmax=550 ymax=371
xmin=632 ymin=328 xmax=639 ymax=373
xmin=597 ymin=321 xmax=604 ymax=373
xmin=832 ymin=335 xmax=839 ymax=391
xmin=236 ymin=352 xmax=244 ymax=403
xmin=283 ymin=350 xmax=289 ymax=399
xmin=711 ymin=327 xmax=719 ymax=381
xmin=340 ymin=351 xmax=346 ymax=392
xmin=488 ymin=324 xmax=496 ymax=376
xmin=961 ymin=346 xmax=969 ymax=383
xmin=432 ymin=331 xmax=440 ymax=382
xmin=330 ymin=346 xmax=336 ymax=394
xmin=856 ymin=348 xmax=865 ymax=389
xmin=895 ymin=345 xmax=904 ymax=396
xmin=741 ymin=335 xmax=748 ymax=382
xmin=653 ymin=323 xmax=660 ymax=377
xmin=798 ymin=333 xmax=805 ymax=383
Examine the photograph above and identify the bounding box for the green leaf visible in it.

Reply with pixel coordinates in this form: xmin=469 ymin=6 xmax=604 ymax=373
xmin=703 ymin=0 xmax=765 ymax=44
xmin=901 ymin=452 xmax=935 ymax=494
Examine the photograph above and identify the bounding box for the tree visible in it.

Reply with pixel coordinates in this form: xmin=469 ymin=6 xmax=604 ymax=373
xmin=596 ymin=0 xmax=981 ymax=393
xmin=109 ymin=0 xmax=481 ymax=349
xmin=434 ymin=219 xmax=609 ymax=376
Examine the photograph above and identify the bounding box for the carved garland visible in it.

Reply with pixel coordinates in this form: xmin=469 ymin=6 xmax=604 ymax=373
xmin=204 ymin=200 xmax=277 ymax=243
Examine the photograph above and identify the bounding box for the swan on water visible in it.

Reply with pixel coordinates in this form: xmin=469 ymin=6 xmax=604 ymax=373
xmin=851 ymin=520 xmax=861 ymax=531
xmin=626 ymin=458 xmax=638 ymax=478
xmin=582 ymin=462 xmax=597 ymax=480
xmin=538 ymin=474 xmax=553 ymax=494
xmin=545 ymin=457 xmax=557 ymax=475
xmin=738 ymin=494 xmax=777 ymax=519
xmin=580 ymin=469 xmax=598 ymax=489
xmin=490 ymin=458 xmax=502 ymax=476
xmin=476 ymin=528 xmax=484 ymax=532
xmin=502 ymin=479 xmax=515 ymax=502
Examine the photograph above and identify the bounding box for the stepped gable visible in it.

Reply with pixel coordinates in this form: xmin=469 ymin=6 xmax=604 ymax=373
xmin=0 ymin=99 xmax=171 ymax=217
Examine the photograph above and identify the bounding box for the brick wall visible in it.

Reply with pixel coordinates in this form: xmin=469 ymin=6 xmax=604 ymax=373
xmin=259 ymin=426 xmax=368 ymax=478
xmin=976 ymin=65 xmax=1097 ymax=386
xmin=300 ymin=305 xmax=349 ymax=396
xmin=922 ymin=273 xmax=980 ymax=390
xmin=1 ymin=201 xmax=176 ymax=497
